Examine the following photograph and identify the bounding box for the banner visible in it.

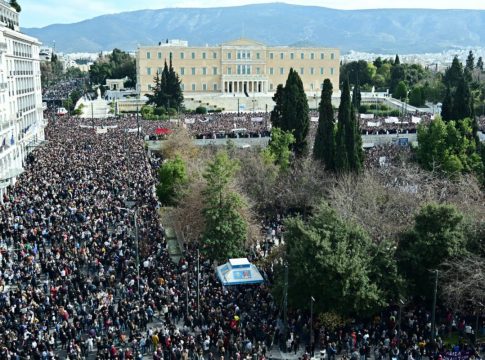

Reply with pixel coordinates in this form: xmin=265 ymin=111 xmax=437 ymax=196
xmin=184 ymin=118 xmax=195 ymax=124
xmin=367 ymin=121 xmax=381 ymax=127
xmin=411 ymin=116 xmax=421 ymax=124
xmin=251 ymin=117 xmax=263 ymax=122
xmin=198 ymin=117 xmax=210 ymax=123
xmin=96 ymin=128 xmax=108 ymax=134
xmin=310 ymin=117 xmax=319 ymax=122
xmin=442 ymin=350 xmax=475 ymax=360
xmin=234 ymin=116 xmax=246 ymax=121
xmin=385 ymin=117 xmax=399 ymax=124
xmin=360 ymin=113 xmax=375 ymax=119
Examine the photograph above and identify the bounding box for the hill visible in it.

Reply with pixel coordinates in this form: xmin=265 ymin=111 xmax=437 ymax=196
xmin=23 ymin=3 xmax=485 ymax=54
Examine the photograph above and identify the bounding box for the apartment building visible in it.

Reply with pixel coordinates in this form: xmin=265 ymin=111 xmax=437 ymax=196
xmin=0 ymin=0 xmax=45 ymax=200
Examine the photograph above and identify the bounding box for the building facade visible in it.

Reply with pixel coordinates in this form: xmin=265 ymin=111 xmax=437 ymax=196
xmin=136 ymin=38 xmax=340 ymax=99
xmin=0 ymin=0 xmax=45 ymax=200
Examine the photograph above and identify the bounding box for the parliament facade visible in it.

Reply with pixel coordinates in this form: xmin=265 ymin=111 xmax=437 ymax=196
xmin=136 ymin=38 xmax=340 ymax=98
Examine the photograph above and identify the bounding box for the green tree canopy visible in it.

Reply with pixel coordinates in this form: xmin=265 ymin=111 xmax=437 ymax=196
xmin=313 ymin=79 xmax=335 ymax=170
xmin=156 ymin=155 xmax=188 ymax=206
xmin=394 ymin=81 xmax=408 ymax=101
xmin=396 ymin=203 xmax=466 ymax=299
xmin=201 ymin=152 xmax=247 ymax=262
xmin=282 ymin=202 xmax=397 ymax=316
xmin=263 ymin=127 xmax=295 ymax=171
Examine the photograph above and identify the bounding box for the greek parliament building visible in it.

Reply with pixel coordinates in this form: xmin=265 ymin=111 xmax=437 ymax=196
xmin=0 ymin=0 xmax=45 ymax=201
xmin=136 ymin=38 xmax=340 ymax=111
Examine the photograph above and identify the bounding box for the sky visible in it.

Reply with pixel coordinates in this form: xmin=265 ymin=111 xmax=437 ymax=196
xmin=20 ymin=0 xmax=485 ymax=28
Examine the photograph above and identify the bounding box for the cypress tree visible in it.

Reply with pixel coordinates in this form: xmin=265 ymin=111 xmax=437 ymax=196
xmin=349 ymin=105 xmax=364 ymax=172
xmin=270 ymin=84 xmax=285 ymax=128
xmin=313 ymin=79 xmax=335 ymax=170
xmin=394 ymin=54 xmax=400 ymax=65
xmin=167 ymin=53 xmax=184 ymax=110
xmin=335 ymin=78 xmax=351 ymax=172
xmin=352 ymin=82 xmax=362 ymax=110
xmin=441 ymin=86 xmax=453 ymax=122
xmin=477 ymin=57 xmax=484 ymax=71
xmin=281 ymin=69 xmax=310 ymax=157
xmin=452 ymin=76 xmax=472 ymax=120
xmin=465 ymin=50 xmax=474 ymax=71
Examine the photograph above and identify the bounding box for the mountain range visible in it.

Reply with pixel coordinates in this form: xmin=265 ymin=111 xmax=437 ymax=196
xmin=22 ymin=3 xmax=485 ymax=54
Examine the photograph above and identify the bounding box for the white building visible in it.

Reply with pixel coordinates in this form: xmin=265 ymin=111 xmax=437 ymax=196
xmin=0 ymin=0 xmax=45 ymax=200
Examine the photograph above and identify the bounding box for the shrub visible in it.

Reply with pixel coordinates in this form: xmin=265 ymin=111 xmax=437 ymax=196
xmin=195 ymin=106 xmax=207 ymax=114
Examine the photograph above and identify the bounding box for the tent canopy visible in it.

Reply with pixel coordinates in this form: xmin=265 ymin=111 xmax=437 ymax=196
xmin=216 ymin=258 xmax=264 ymax=286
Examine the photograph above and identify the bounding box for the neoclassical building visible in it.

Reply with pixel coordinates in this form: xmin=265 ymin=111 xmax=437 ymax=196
xmin=136 ymin=38 xmax=340 ymax=102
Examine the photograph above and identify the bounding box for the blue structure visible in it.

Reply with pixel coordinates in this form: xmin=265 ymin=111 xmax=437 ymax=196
xmin=216 ymin=258 xmax=264 ymax=286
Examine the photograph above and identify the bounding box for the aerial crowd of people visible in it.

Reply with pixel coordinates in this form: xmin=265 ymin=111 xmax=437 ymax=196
xmin=0 ymin=114 xmax=482 ymax=360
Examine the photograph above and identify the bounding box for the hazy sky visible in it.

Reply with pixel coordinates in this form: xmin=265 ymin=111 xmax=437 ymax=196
xmin=21 ymin=0 xmax=485 ymax=28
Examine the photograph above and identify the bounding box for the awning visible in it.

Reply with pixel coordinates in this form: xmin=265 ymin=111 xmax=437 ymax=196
xmin=216 ymin=258 xmax=264 ymax=286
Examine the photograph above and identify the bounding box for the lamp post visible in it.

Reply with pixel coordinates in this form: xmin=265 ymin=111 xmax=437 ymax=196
xmin=431 ymin=270 xmax=439 ymax=342
xmin=237 ymin=98 xmax=240 ymax=116
xmin=197 ymin=248 xmax=200 ymax=318
xmin=310 ymin=296 xmax=315 ymax=356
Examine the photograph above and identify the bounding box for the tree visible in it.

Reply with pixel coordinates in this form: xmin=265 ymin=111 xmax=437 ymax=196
xmin=9 ymin=0 xmax=21 ymax=12
xmin=465 ymin=50 xmax=475 ymax=71
xmin=477 ymin=57 xmax=484 ymax=71
xmin=335 ymin=78 xmax=363 ymax=173
xmin=409 ymin=86 xmax=425 ymax=107
xmin=389 ymin=64 xmax=405 ymax=95
xmin=282 ymin=202 xmax=394 ymax=316
xmin=89 ymin=49 xmax=135 ymax=87
xmin=452 ymin=76 xmax=473 ymax=120
xmin=156 ymin=155 xmax=188 ymax=206
xmin=441 ymin=253 xmax=485 ymax=314
xmin=417 ymin=117 xmax=482 ymax=175
xmin=313 ymin=79 xmax=335 ymax=170
xmin=444 ymin=56 xmax=463 ymax=88
xmin=263 ymin=127 xmax=295 ymax=171
xmin=280 ymin=69 xmax=310 ymax=156
xmin=270 ymin=84 xmax=285 ymax=128
xmin=396 ymin=203 xmax=466 ymax=299
xmin=167 ymin=53 xmax=184 ymax=110
xmin=202 ymin=152 xmax=247 ymax=262
xmin=352 ymin=82 xmax=362 ymax=109
xmin=394 ymin=81 xmax=408 ymax=100
xmin=394 ymin=54 xmax=400 ymax=65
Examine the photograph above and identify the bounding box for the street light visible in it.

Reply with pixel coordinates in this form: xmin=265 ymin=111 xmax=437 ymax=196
xmin=117 ymin=205 xmax=140 ymax=297
xmin=310 ymin=296 xmax=315 ymax=356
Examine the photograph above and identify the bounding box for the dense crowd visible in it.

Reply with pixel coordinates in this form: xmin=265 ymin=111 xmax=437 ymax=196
xmin=42 ymin=80 xmax=84 ymax=102
xmin=0 ymin=115 xmax=482 ymax=360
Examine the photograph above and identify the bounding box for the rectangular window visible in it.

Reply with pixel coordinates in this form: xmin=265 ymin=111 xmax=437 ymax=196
xmin=181 ymin=84 xmax=185 ymax=91
xmin=202 ymin=67 xmax=207 ymax=75
xmin=180 ymin=52 xmax=184 ymax=59
xmin=256 ymin=67 xmax=260 ymax=75
xmin=330 ymin=67 xmax=334 ymax=75
xmin=148 ymin=84 xmax=152 ymax=91
xmin=213 ymin=83 xmax=217 ymax=91
xmin=146 ymin=52 xmax=151 ymax=59
xmin=320 ymin=67 xmax=324 ymax=75
xmin=213 ymin=52 xmax=217 ymax=59
xmin=270 ymin=53 xmax=274 ymax=60
xmin=192 ymin=84 xmax=196 ymax=91
xmin=331 ymin=53 xmax=335 ymax=60
xmin=147 ymin=67 xmax=151 ymax=75
xmin=290 ymin=53 xmax=294 ymax=60
xmin=311 ymin=83 xmax=314 ymax=90
xmin=227 ymin=52 xmax=232 ymax=60
xmin=301 ymin=53 xmax=304 ymax=60
xmin=227 ymin=67 xmax=232 ymax=75
xmin=256 ymin=52 xmax=260 ymax=59
xmin=280 ymin=53 xmax=284 ymax=60
xmin=269 ymin=67 xmax=274 ymax=75
xmin=310 ymin=68 xmax=314 ymax=75
xmin=157 ymin=67 xmax=162 ymax=74
xmin=191 ymin=67 xmax=196 ymax=75
xmin=158 ymin=52 xmax=162 ymax=59
xmin=213 ymin=67 xmax=218 ymax=75
xmin=191 ymin=52 xmax=195 ymax=59
xmin=270 ymin=83 xmax=274 ymax=91
xmin=202 ymin=52 xmax=206 ymax=60
xmin=311 ymin=53 xmax=315 ymax=60
xmin=237 ymin=52 xmax=241 ymax=60
xmin=280 ymin=67 xmax=284 ymax=75
xmin=203 ymin=84 xmax=207 ymax=91
xmin=300 ymin=67 xmax=304 ymax=75
xmin=180 ymin=67 xmax=185 ymax=75
xmin=320 ymin=53 xmax=324 ymax=60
